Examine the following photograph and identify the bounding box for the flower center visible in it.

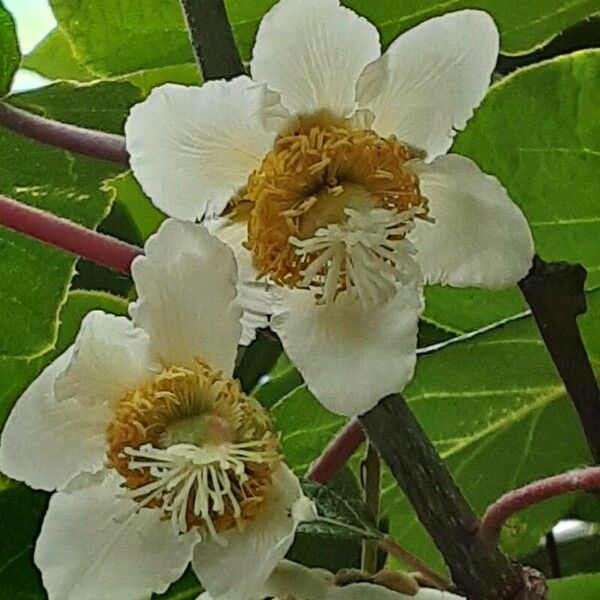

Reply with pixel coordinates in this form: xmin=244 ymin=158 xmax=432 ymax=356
xmin=240 ymin=116 xmax=429 ymax=305
xmin=106 ymin=360 xmax=279 ymax=537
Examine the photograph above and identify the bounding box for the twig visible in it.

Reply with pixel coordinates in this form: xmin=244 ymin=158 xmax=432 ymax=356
xmin=479 ymin=467 xmax=600 ymax=546
xmin=0 ymin=102 xmax=129 ymax=164
xmin=179 ymin=0 xmax=245 ymax=81
xmin=307 ymin=420 xmax=365 ymax=484
xmin=379 ymin=535 xmax=452 ymax=591
xmin=361 ymin=442 xmax=381 ymax=574
xmin=519 ymin=255 xmax=600 ymax=462
xmin=0 ymin=195 xmax=141 ymax=274
xmin=359 ymin=393 xmax=529 ymax=600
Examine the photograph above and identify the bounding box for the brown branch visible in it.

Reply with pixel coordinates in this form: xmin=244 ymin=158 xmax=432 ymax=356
xmin=519 ymin=255 xmax=600 ymax=462
xmin=0 ymin=102 xmax=129 ymax=164
xmin=359 ymin=394 xmax=544 ymax=600
xmin=0 ymin=195 xmax=141 ymax=274
xmin=479 ymin=467 xmax=600 ymax=546
xmin=307 ymin=419 xmax=365 ymax=484
xmin=179 ymin=0 xmax=245 ymax=81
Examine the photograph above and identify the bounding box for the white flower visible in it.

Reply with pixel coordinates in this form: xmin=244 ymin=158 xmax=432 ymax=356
xmin=214 ymin=560 xmax=464 ymax=600
xmin=125 ymin=0 xmax=534 ymax=417
xmin=0 ymin=219 xmax=316 ymax=600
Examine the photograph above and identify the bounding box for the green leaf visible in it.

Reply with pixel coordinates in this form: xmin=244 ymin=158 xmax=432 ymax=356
xmin=22 ymin=28 xmax=95 ymax=82
xmin=49 ymin=0 xmax=195 ymax=77
xmin=271 ymin=291 xmax=599 ymax=572
xmin=426 ymin=50 xmax=600 ymax=332
xmin=254 ymin=365 xmax=303 ymax=410
xmin=0 ymin=290 xmax=127 ymax=428
xmin=0 ymin=290 xmax=128 ymax=597
xmin=300 ymin=479 xmax=379 ymax=540
xmin=346 ymin=0 xmax=600 ymax=56
xmin=0 ymin=1 xmax=19 ymax=97
xmin=23 ymin=28 xmax=201 ymax=94
xmin=103 ymin=173 xmax=166 ymax=242
xmin=381 ymin=291 xmax=599 ymax=572
xmin=48 ymin=0 xmax=599 ymax=86
xmin=0 ymin=482 xmax=47 ymax=599
xmin=272 ymin=385 xmax=347 ymax=474
xmin=549 ymin=573 xmax=600 ymax=598
xmin=9 ymin=79 xmax=144 ymax=133
xmin=0 ymin=79 xmax=139 ymax=357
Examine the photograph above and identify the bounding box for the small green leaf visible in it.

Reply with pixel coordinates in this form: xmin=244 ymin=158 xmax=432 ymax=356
xmin=0 ymin=1 xmax=19 ymax=97
xmin=153 ymin=570 xmax=202 ymax=600
xmin=300 ymin=479 xmax=379 ymax=540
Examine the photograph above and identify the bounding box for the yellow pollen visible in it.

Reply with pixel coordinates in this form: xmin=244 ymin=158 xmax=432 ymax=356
xmin=240 ymin=116 xmax=428 ymax=299
xmin=106 ymin=359 xmax=279 ymax=536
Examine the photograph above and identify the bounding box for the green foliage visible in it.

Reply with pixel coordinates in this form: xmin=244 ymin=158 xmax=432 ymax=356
xmin=1 ymin=0 xmax=600 ymax=596
xmin=271 ymin=291 xmax=599 ymax=572
xmin=10 ymin=79 xmax=143 ymax=132
xmin=0 ymin=80 xmax=138 ymax=358
xmin=21 ymin=28 xmax=94 ymax=82
xmin=0 ymin=1 xmax=19 ymax=97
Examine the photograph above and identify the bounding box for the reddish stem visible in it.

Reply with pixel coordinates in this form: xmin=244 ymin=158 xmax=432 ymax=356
xmin=0 ymin=102 xmax=129 ymax=164
xmin=0 ymin=195 xmax=141 ymax=274
xmin=479 ymin=467 xmax=600 ymax=545
xmin=307 ymin=419 xmax=365 ymax=484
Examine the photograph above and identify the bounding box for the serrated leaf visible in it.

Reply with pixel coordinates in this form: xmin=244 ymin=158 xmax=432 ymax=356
xmin=0 ymin=1 xmax=19 ymax=97
xmin=300 ymin=479 xmax=379 ymax=540
xmin=425 ymin=50 xmax=600 ymax=332
xmin=0 ymin=290 xmax=128 ymax=598
xmin=548 ymin=573 xmax=600 ymax=598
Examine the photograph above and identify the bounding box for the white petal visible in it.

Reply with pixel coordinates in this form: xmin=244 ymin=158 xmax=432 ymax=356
xmin=192 ymin=464 xmax=314 ymax=600
xmin=251 ymin=0 xmax=380 ymax=117
xmin=206 ymin=218 xmax=282 ymax=345
xmin=272 ymin=286 xmax=423 ymax=417
xmin=35 ymin=470 xmax=196 ymax=600
xmin=130 ymin=219 xmax=243 ymax=377
xmin=409 ymin=155 xmax=534 ymax=288
xmin=54 ymin=311 xmax=161 ymax=408
xmin=357 ymin=10 xmax=499 ymax=158
xmin=0 ymin=350 xmax=111 ymax=491
xmin=125 ymin=77 xmax=290 ymax=221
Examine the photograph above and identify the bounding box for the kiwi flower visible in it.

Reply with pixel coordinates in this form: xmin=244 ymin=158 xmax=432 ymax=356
xmin=0 ymin=220 xmax=315 ymax=600
xmin=126 ymin=0 xmax=534 ymax=416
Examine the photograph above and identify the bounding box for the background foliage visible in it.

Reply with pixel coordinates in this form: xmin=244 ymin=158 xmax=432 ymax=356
xmin=0 ymin=0 xmax=599 ymax=597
